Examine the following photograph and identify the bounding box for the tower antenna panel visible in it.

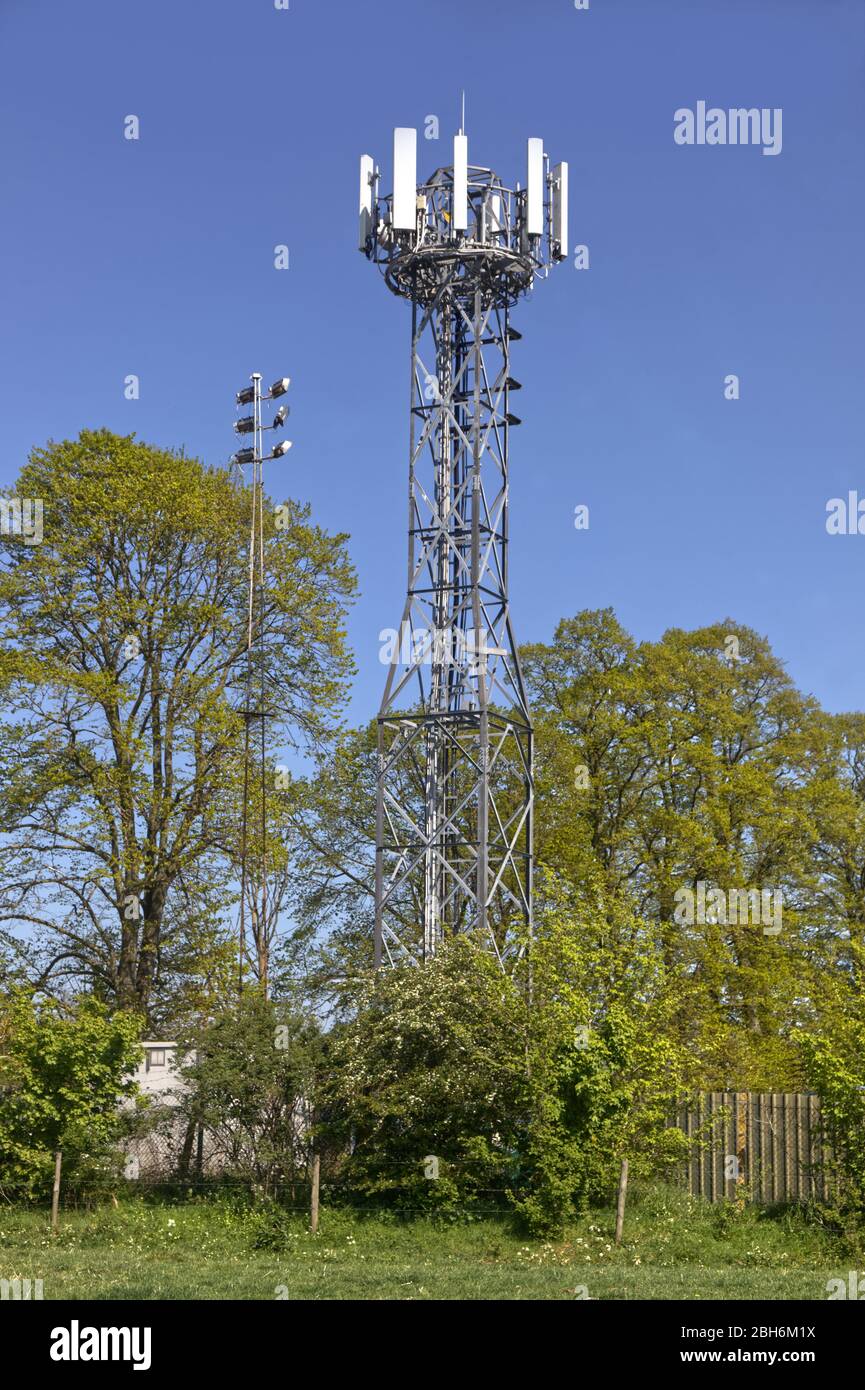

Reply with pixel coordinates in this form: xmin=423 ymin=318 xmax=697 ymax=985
xmin=526 ymin=136 xmax=544 ymax=237
xmin=551 ymin=160 xmax=568 ymax=261
xmin=358 ymin=154 xmax=375 ymax=251
xmin=392 ymin=127 xmax=418 ymax=230
xmin=453 ymin=133 xmax=468 ymax=231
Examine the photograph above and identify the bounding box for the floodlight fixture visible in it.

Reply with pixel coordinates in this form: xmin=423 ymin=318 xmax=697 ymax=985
xmin=236 ymin=386 xmax=255 ymax=406
xmin=269 ymin=377 xmax=290 ymax=398
xmin=233 ymin=447 xmax=255 ymax=466
xmin=271 ymin=440 xmax=292 ymax=459
xmin=234 ymin=415 xmax=255 ymax=434
xmin=271 ymin=404 xmax=288 ymax=430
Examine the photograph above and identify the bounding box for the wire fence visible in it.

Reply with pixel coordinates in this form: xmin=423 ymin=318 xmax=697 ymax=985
xmin=0 ymin=1093 xmax=838 ymax=1214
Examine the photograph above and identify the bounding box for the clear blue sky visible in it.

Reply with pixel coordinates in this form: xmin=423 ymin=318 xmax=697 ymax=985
xmin=1 ymin=0 xmax=863 ymax=723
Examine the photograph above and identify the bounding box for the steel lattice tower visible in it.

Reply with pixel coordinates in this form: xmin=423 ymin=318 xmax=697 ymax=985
xmin=359 ymin=123 xmax=567 ymax=969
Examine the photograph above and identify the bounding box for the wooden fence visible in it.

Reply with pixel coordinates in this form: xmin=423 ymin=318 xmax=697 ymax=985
xmin=676 ymin=1092 xmax=828 ymax=1204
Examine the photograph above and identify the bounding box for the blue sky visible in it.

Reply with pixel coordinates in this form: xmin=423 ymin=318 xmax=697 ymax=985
xmin=1 ymin=0 xmax=863 ymax=724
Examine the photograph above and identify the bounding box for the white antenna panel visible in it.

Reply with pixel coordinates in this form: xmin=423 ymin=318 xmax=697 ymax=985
xmin=526 ymin=137 xmax=544 ymax=237
xmin=551 ymin=161 xmax=568 ymax=260
xmin=358 ymin=154 xmax=374 ymax=251
xmin=453 ymin=133 xmax=468 ymax=231
xmin=392 ymin=127 xmax=418 ymax=231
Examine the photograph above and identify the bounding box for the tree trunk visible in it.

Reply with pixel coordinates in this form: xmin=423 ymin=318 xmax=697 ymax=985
xmin=178 ymin=1119 xmax=197 ymax=1179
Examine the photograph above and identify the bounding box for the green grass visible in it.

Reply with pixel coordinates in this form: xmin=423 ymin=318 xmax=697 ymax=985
xmin=1 ymin=1183 xmax=859 ymax=1300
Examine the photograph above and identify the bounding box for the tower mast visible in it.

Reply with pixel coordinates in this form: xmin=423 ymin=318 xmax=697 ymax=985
xmin=359 ymin=125 xmax=568 ymax=969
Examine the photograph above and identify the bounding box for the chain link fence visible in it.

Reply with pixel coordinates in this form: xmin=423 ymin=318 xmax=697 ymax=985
xmin=0 ymin=1093 xmax=837 ymax=1213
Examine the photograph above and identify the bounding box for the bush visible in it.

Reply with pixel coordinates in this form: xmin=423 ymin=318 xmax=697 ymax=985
xmin=799 ymin=1023 xmax=865 ymax=1222
xmin=0 ymin=991 xmax=142 ymax=1200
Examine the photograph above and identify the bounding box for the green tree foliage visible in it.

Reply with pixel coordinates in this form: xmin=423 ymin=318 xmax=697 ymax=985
xmin=799 ymin=1010 xmax=865 ymax=1219
xmin=521 ymin=611 xmax=835 ymax=1089
xmin=322 ymin=886 xmax=690 ymax=1234
xmin=0 ymin=991 xmax=142 ymax=1197
xmin=286 ymin=723 xmax=379 ymax=985
xmin=175 ymin=992 xmax=320 ymax=1192
xmin=805 ymin=711 xmax=865 ymax=993
xmin=298 ymin=608 xmax=865 ymax=1222
xmin=6 ymin=429 xmax=865 ymax=1235
xmin=321 ymin=936 xmax=525 ymax=1214
xmin=511 ymin=880 xmax=691 ymax=1233
xmin=0 ymin=430 xmax=356 ymax=1021
xmin=302 ymin=610 xmax=854 ymax=1089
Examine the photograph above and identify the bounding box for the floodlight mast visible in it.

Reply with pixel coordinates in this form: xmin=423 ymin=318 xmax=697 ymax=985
xmin=360 ymin=126 xmax=567 ymax=971
xmin=230 ymin=372 xmax=292 ymax=995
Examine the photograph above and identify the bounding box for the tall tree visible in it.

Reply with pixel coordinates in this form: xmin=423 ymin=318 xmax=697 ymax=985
xmin=0 ymin=430 xmax=356 ymax=1019
xmin=523 ymin=612 xmax=825 ymax=1087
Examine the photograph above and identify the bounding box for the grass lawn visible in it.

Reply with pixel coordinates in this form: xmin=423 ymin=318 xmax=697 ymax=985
xmin=1 ymin=1183 xmax=858 ymax=1300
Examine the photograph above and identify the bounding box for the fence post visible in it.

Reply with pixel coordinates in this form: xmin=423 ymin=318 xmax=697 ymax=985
xmin=51 ymin=1150 xmax=62 ymax=1235
xmin=736 ymin=1091 xmax=748 ymax=1199
xmin=614 ymin=1157 xmax=629 ymax=1245
xmin=310 ymin=1152 xmax=321 ymax=1234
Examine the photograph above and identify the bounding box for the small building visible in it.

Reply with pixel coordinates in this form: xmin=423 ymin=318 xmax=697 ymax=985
xmin=123 ymin=1041 xmax=187 ymax=1180
xmin=135 ymin=1041 xmax=181 ymax=1103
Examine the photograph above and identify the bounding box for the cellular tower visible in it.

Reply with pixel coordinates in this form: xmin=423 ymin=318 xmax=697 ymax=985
xmin=359 ymin=117 xmax=567 ymax=970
